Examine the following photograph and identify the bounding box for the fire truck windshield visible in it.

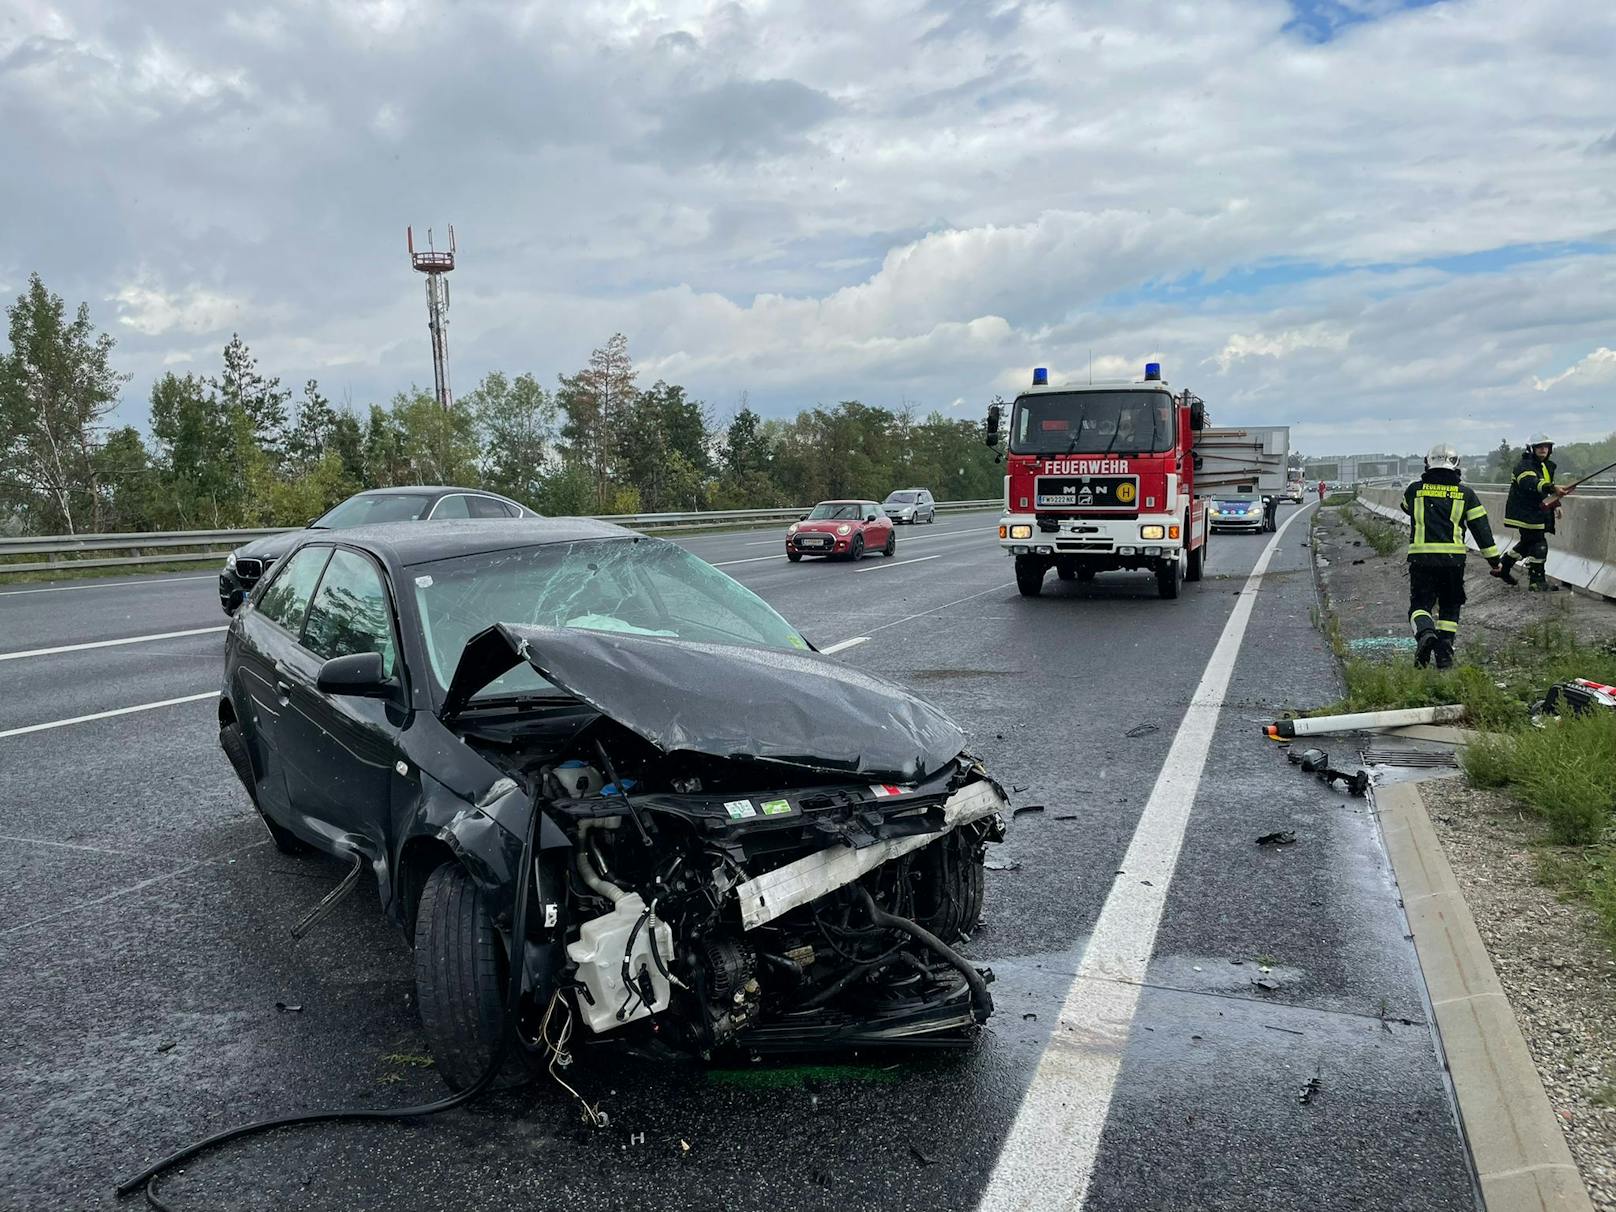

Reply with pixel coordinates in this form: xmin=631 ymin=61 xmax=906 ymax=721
xmin=1009 ymin=391 xmax=1175 ymax=455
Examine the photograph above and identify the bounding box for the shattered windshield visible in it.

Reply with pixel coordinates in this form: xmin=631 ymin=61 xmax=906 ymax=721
xmin=1009 ymin=391 xmax=1175 ymax=455
xmin=412 ymin=537 xmax=809 ymax=701
xmin=807 ymin=503 xmax=863 ymax=520
xmin=313 ymin=493 xmax=432 ymax=528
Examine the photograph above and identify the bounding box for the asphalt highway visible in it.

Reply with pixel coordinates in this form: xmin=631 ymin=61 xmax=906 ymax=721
xmin=0 ymin=507 xmax=1479 ymax=1211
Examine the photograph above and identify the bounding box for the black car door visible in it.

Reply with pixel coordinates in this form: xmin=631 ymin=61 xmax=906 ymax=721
xmin=276 ymin=548 xmax=408 ymax=853
xmin=232 ymin=544 xmax=333 ymax=826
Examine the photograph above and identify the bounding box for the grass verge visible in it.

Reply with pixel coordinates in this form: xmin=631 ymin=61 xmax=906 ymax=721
xmin=1343 ymin=505 xmax=1404 ymax=557
xmin=1322 ymin=491 xmax=1356 ymax=507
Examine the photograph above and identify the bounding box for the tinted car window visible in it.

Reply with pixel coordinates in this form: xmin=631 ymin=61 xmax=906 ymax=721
xmin=301 ymin=549 xmax=397 ymax=676
xmin=431 ymin=494 xmax=472 ymax=519
xmin=467 ymin=495 xmax=513 ymax=518
xmin=313 ymin=493 xmax=432 ymax=528
xmin=255 ymin=545 xmax=331 ymax=633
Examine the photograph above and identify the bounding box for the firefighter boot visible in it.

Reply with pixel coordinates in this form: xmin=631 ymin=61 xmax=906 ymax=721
xmin=1527 ymin=565 xmax=1558 ymax=592
xmin=1433 ymin=638 xmax=1456 ymax=671
xmin=1490 ymin=556 xmax=1519 ymax=587
xmin=1414 ymin=626 xmax=1441 ymax=669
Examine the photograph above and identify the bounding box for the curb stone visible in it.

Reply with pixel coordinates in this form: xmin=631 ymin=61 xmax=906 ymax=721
xmin=1377 ymin=780 xmax=1596 ymax=1211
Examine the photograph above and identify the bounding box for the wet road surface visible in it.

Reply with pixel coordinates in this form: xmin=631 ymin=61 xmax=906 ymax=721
xmin=0 ymin=507 xmax=1478 ymax=1210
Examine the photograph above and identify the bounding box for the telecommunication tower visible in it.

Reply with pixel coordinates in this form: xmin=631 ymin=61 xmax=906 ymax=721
xmin=407 ymin=225 xmax=456 ymax=409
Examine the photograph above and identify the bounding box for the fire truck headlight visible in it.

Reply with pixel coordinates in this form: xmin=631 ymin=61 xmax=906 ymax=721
xmin=1011 ymin=544 xmax=1030 ymax=554
xmin=1139 ymin=524 xmax=1166 ymax=540
xmin=1118 ymin=545 xmax=1136 ymax=556
xmin=836 ymin=524 xmax=852 ymax=536
xmin=1144 ymin=546 xmax=1162 ymax=557
xmin=1009 ymin=524 xmax=1032 ymax=540
xmin=1035 ymin=545 xmax=1053 ymax=555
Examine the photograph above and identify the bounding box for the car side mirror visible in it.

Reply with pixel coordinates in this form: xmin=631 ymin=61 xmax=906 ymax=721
xmin=984 ymin=403 xmax=1002 ymax=447
xmin=307 ymin=518 xmax=320 ymax=528
xmin=798 ymin=513 xmax=809 ymax=522
xmin=316 ymin=651 xmax=395 ymax=698
xmin=865 ymin=514 xmax=877 ymax=523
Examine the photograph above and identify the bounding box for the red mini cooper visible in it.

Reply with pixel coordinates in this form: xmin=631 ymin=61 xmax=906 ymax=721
xmin=785 ymin=500 xmax=896 ymax=562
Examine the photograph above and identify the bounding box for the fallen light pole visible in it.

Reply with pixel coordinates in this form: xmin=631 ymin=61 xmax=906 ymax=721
xmin=1265 ymin=704 xmax=1465 ymax=739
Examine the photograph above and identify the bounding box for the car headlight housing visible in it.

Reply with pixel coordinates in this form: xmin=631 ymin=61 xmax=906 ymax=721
xmin=787 ymin=523 xmax=798 ymax=534
xmin=225 ymin=551 xmax=237 ymax=571
xmin=836 ymin=524 xmax=852 ymax=536
xmin=1139 ymin=524 xmax=1166 ymax=540
xmin=1009 ymin=524 xmax=1033 ymax=540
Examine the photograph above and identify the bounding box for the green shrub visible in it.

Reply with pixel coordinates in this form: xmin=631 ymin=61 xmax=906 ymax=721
xmin=1509 ymin=711 xmax=1616 ymax=845
xmin=1344 ymin=507 xmax=1404 ymax=557
xmin=1539 ymin=842 xmax=1616 ymax=950
xmin=1460 ymin=732 xmax=1516 ymax=789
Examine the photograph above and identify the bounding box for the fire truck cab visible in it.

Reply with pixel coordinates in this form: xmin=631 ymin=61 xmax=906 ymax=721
xmin=986 ymin=362 xmax=1212 ymax=600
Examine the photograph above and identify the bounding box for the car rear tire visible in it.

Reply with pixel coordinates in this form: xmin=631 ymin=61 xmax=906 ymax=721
xmin=220 ymin=720 xmax=308 ymax=855
xmin=414 ymin=862 xmax=516 ymax=1092
xmin=884 ymin=531 xmax=896 ymax=557
xmin=787 ymin=551 xmax=802 ymax=562
xmin=1157 ymin=555 xmax=1183 ymax=600
xmin=1015 ymin=555 xmax=1045 ymax=597
xmin=851 ymin=534 xmax=865 ymax=561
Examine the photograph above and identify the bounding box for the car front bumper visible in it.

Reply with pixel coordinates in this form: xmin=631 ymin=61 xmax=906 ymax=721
xmin=787 ymin=534 xmax=851 ymax=556
xmin=1209 ymin=514 xmax=1263 ymax=531
xmin=997 ymin=514 xmax=1181 ymax=565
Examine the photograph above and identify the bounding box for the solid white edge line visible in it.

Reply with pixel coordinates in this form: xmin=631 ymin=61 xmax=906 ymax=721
xmin=0 ymin=574 xmax=216 ymax=597
xmin=0 ymin=691 xmax=220 ymax=739
xmin=0 ymin=625 xmax=228 ymax=662
xmin=854 ymin=553 xmax=944 ymax=574
xmin=820 ymin=636 xmax=870 ymax=655
xmin=976 ymin=502 xmax=1314 ymax=1212
xmin=709 ymin=553 xmax=789 ymax=568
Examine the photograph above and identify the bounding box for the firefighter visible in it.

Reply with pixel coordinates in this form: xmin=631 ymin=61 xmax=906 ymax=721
xmin=1317 ymin=479 xmax=1327 ymax=504
xmin=1401 ymin=443 xmax=1503 ymax=669
xmin=1494 ymin=433 xmax=1563 ymax=591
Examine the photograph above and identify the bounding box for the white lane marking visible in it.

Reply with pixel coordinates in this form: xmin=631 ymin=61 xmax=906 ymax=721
xmin=0 ymin=625 xmax=227 ymax=662
xmin=820 ymin=636 xmax=869 ymax=655
xmin=0 ymin=574 xmax=215 ymax=597
xmin=0 ymin=691 xmax=220 ymax=739
xmin=854 ymin=554 xmax=943 ymax=574
xmin=977 ymin=503 xmax=1312 ymax=1212
xmin=709 ymin=553 xmax=791 ymax=568
xmin=866 ymin=579 xmax=1016 ymax=635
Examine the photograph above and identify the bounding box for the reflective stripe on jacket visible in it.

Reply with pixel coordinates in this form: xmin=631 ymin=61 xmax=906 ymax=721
xmin=1503 ymin=452 xmax=1556 ymax=530
xmin=1401 ymin=475 xmax=1500 ymax=565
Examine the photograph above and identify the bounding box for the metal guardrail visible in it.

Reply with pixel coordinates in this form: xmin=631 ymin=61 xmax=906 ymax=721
xmin=0 ymin=501 xmax=1002 ymax=575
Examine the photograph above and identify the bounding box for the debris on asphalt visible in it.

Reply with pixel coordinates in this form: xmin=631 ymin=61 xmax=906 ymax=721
xmin=1012 ymin=804 xmax=1045 ymax=817
xmin=1256 ymin=830 xmax=1297 ymax=847
xmin=1299 ymin=1076 xmax=1322 ymax=1105
xmin=1011 ymin=783 xmax=1029 ymax=793
xmin=1125 ymin=723 xmax=1159 ymax=738
xmin=910 ymin=1144 xmax=939 ymax=1166
xmin=1264 ymin=1024 xmax=1305 ymax=1037
xmin=1253 ymin=978 xmax=1282 ymax=992
xmin=155 ymin=1040 xmax=177 ymax=1053
xmin=1022 ymin=1012 xmax=1037 ymax=1021
xmin=984 ymin=857 xmax=1021 ymax=872
xmin=1283 ymin=746 xmax=1369 ymax=796
xmin=1054 ymin=813 xmax=1079 ymax=821
xmin=274 ymin=1002 xmax=303 ymax=1013
xmin=1538 ymin=677 xmax=1616 ymax=718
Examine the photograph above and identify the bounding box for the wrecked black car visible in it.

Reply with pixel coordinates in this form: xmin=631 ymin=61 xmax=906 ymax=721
xmin=220 ymin=519 xmax=1007 ymax=1089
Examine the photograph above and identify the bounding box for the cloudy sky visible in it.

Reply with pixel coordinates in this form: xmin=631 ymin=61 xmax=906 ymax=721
xmin=3 ymin=0 xmax=1613 ymax=456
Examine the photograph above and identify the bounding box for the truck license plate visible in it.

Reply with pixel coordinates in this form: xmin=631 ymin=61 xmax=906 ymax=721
xmin=1035 ymin=475 xmax=1138 ymax=511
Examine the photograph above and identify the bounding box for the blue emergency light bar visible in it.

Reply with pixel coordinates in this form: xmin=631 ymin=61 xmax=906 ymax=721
xmin=1144 ymin=362 xmax=1161 ymax=380
xmin=1032 ymin=367 xmax=1049 ymax=386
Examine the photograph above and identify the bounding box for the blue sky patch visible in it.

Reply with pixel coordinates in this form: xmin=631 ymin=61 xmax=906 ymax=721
xmin=1283 ymin=0 xmax=1447 ymax=44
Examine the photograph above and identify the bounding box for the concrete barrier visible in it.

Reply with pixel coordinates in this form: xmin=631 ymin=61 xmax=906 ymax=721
xmin=1356 ymin=486 xmax=1616 ymax=600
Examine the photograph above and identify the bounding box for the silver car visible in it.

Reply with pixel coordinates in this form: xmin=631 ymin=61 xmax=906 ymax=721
xmin=882 ymin=488 xmax=936 ymax=524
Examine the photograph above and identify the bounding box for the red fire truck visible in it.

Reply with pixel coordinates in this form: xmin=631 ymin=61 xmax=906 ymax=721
xmin=985 ymin=362 xmax=1284 ymax=599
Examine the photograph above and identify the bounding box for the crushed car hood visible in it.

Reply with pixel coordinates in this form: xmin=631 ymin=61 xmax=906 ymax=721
xmin=442 ymin=623 xmax=966 ymax=781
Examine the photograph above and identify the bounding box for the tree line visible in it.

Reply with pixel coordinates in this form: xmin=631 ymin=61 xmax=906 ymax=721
xmin=0 ymin=275 xmax=1005 ymax=536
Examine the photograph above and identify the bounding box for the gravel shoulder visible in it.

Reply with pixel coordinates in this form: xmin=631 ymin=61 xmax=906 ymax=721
xmin=1312 ymin=500 xmax=1616 ymax=1209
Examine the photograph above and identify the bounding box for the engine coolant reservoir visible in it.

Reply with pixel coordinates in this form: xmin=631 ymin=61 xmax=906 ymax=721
xmin=566 ymin=893 xmax=674 ymax=1034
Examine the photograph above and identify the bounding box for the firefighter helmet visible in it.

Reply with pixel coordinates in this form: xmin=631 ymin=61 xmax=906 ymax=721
xmin=1529 ymin=432 xmax=1553 ymax=450
xmin=1424 ymin=443 xmax=1461 ymax=472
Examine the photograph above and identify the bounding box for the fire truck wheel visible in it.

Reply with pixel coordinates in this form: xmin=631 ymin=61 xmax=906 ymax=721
xmin=1015 ymin=555 xmax=1046 ymax=597
xmin=1156 ymin=555 xmax=1183 ymax=599
xmin=1055 ymin=562 xmax=1076 ymax=582
xmin=1186 ymin=539 xmax=1204 ymax=582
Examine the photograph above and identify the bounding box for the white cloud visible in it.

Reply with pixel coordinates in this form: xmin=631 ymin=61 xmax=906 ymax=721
xmin=1210 ymin=324 xmax=1351 ymax=373
xmin=1533 ymin=347 xmax=1616 ymax=392
xmin=111 ymin=283 xmax=244 ymax=337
